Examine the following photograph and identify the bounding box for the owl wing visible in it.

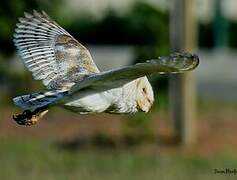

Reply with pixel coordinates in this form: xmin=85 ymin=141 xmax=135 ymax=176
xmin=69 ymin=53 xmax=199 ymax=96
xmin=14 ymin=11 xmax=99 ymax=90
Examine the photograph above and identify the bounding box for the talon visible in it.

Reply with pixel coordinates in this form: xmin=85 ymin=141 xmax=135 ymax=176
xmin=12 ymin=107 xmax=48 ymax=126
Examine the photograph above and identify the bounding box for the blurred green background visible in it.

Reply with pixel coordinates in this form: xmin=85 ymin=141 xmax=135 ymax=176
xmin=1 ymin=0 xmax=237 ymax=179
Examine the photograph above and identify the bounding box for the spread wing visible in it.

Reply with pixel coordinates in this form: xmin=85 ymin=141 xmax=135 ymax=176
xmin=13 ymin=10 xmax=99 ymax=90
xmin=68 ymin=53 xmax=199 ymax=97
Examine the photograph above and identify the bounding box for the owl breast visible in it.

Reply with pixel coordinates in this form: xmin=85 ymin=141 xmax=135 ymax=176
xmin=63 ymin=92 xmax=112 ymax=114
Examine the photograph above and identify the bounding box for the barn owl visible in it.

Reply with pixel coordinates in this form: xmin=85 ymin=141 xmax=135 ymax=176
xmin=12 ymin=11 xmax=199 ymax=126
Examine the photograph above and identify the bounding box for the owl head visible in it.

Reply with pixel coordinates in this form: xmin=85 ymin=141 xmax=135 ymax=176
xmin=135 ymin=77 xmax=154 ymax=112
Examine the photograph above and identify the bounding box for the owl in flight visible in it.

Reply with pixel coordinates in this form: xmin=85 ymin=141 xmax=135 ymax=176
xmin=12 ymin=11 xmax=199 ymax=126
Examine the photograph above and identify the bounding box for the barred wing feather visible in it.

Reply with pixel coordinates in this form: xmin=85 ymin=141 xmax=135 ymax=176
xmin=14 ymin=10 xmax=99 ymax=90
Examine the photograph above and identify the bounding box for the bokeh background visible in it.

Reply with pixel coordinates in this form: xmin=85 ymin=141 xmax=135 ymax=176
xmin=1 ymin=0 xmax=237 ymax=179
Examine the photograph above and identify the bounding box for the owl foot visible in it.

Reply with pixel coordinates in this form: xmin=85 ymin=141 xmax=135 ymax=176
xmin=13 ymin=107 xmax=48 ymax=126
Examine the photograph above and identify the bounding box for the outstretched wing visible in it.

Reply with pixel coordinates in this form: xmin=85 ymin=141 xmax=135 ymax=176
xmin=69 ymin=53 xmax=199 ymax=97
xmin=14 ymin=10 xmax=99 ymax=90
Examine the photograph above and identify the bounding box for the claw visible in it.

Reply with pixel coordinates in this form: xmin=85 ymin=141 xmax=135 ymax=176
xmin=13 ymin=107 xmax=48 ymax=126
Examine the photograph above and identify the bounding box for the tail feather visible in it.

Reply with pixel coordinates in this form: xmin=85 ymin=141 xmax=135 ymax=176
xmin=13 ymin=90 xmax=68 ymax=110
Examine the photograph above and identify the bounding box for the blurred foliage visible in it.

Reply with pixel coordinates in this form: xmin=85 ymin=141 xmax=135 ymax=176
xmin=198 ymin=23 xmax=214 ymax=48
xmin=1 ymin=137 xmax=237 ymax=180
xmin=198 ymin=21 xmax=237 ymax=48
xmin=66 ymin=2 xmax=168 ymax=47
xmin=1 ymin=1 xmax=237 ymax=56
xmin=229 ymin=22 xmax=237 ymax=47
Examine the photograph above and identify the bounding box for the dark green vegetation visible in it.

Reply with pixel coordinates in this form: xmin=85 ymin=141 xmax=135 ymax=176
xmin=0 ymin=137 xmax=237 ymax=180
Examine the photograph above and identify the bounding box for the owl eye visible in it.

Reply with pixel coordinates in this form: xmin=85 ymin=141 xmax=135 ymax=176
xmin=142 ymin=88 xmax=146 ymax=93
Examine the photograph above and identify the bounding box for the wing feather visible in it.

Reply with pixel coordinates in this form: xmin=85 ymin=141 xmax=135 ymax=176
xmin=69 ymin=53 xmax=199 ymax=97
xmin=14 ymin=11 xmax=99 ymax=90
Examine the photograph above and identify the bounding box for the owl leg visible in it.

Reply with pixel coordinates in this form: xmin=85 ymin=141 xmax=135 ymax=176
xmin=13 ymin=106 xmax=48 ymax=126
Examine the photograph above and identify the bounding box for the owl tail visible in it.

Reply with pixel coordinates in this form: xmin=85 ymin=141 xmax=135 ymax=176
xmin=13 ymin=90 xmax=68 ymax=110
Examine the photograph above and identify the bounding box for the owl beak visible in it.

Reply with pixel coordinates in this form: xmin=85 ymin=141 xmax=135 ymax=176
xmin=137 ymin=99 xmax=152 ymax=113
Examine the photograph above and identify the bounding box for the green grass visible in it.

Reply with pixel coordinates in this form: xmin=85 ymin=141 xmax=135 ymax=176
xmin=0 ymin=137 xmax=237 ymax=180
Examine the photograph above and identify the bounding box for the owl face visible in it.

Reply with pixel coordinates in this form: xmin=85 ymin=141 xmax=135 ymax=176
xmin=136 ymin=77 xmax=154 ymax=112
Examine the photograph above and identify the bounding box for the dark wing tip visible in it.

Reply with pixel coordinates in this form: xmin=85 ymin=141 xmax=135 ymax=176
xmin=184 ymin=52 xmax=199 ymax=71
xmin=170 ymin=52 xmax=199 ymax=71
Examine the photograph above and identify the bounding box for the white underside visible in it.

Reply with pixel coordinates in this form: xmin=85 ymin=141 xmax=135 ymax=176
xmin=64 ymin=91 xmax=114 ymax=113
xmin=63 ymin=84 xmax=138 ymax=114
